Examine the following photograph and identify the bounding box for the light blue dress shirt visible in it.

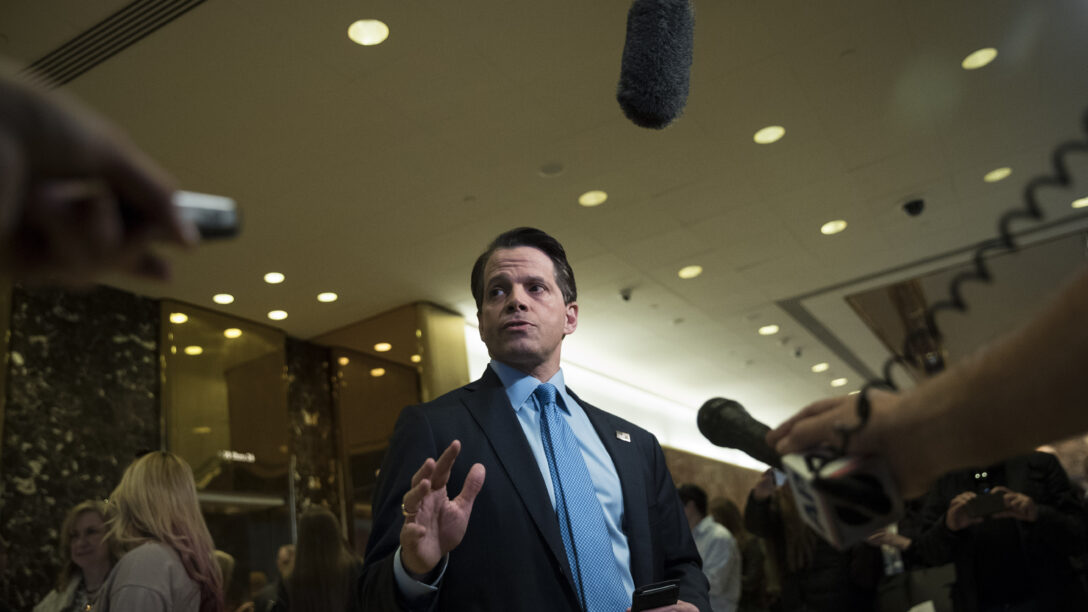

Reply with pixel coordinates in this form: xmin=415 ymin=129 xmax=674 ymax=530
xmin=394 ymin=360 xmax=635 ymax=601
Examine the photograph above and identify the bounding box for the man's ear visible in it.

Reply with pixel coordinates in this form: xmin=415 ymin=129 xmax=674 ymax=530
xmin=564 ymin=302 xmax=578 ymax=336
xmin=476 ymin=310 xmax=483 ymax=338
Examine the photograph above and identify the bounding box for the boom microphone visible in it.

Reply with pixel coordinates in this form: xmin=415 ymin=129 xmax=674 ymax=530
xmin=697 ymin=397 xmax=782 ymax=469
xmin=616 ymin=0 xmax=694 ymax=129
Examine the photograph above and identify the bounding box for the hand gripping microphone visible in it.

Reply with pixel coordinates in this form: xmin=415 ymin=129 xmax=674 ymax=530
xmin=697 ymin=397 xmax=904 ymax=549
xmin=616 ymin=0 xmax=694 ymax=129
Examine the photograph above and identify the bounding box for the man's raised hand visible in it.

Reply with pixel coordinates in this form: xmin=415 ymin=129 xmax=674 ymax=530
xmin=399 ymin=440 xmax=486 ymax=578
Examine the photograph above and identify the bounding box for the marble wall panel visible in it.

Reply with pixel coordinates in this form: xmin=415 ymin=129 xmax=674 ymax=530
xmin=0 ymin=285 xmax=160 ymax=610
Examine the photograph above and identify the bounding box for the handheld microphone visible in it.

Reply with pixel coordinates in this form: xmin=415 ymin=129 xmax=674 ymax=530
xmin=697 ymin=397 xmax=904 ymax=549
xmin=616 ymin=0 xmax=694 ymax=129
xmin=697 ymin=398 xmax=781 ymax=469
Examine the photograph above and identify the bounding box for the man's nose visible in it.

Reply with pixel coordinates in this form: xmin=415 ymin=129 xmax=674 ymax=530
xmin=504 ymin=287 xmax=529 ymax=311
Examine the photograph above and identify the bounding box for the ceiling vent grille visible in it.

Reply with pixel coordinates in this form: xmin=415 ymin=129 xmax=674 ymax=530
xmin=21 ymin=0 xmax=207 ymax=89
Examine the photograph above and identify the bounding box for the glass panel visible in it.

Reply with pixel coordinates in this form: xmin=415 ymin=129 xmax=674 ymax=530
xmin=333 ymin=347 xmax=420 ymax=555
xmin=161 ymin=301 xmax=291 ymax=606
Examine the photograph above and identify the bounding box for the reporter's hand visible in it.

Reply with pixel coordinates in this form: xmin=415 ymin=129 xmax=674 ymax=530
xmin=767 ymin=389 xmax=933 ymax=498
xmin=946 ymin=492 xmax=983 ymax=531
xmin=866 ymin=528 xmax=911 ymax=550
xmin=0 ymin=69 xmax=198 ymax=285
xmin=399 ymin=440 xmax=486 ymax=577
xmin=625 ymin=599 xmax=699 ymax=612
xmin=991 ymin=485 xmax=1038 ymax=522
xmin=752 ymin=469 xmax=777 ymax=501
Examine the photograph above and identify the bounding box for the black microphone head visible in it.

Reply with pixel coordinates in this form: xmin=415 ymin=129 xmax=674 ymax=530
xmin=697 ymin=397 xmax=781 ymax=469
xmin=616 ymin=0 xmax=694 ymax=129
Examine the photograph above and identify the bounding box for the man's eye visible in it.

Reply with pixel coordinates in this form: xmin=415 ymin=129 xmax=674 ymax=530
xmin=529 ymin=284 xmax=545 ymax=293
xmin=488 ymin=287 xmax=505 ymax=298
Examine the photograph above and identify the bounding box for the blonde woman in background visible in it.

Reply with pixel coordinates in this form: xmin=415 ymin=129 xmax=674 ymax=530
xmin=34 ymin=500 xmax=116 ymax=612
xmin=100 ymin=451 xmax=224 ymax=612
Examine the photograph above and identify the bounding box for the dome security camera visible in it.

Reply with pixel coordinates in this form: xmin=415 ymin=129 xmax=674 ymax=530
xmin=903 ymin=198 xmax=925 ymax=217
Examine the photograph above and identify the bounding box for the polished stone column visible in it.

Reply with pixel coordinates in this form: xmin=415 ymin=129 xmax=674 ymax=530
xmin=1 ymin=284 xmax=160 ymax=610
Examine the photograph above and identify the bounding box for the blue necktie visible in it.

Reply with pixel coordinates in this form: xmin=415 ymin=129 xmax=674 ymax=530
xmin=534 ymin=383 xmax=629 ymax=612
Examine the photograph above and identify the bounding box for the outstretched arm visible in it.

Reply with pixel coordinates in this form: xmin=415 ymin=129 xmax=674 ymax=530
xmin=769 ymin=267 xmax=1088 ymax=498
xmin=0 ymin=62 xmax=197 ymax=284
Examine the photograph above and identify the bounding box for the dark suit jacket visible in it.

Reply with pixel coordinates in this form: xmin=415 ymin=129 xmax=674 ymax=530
xmin=357 ymin=367 xmax=711 ymax=611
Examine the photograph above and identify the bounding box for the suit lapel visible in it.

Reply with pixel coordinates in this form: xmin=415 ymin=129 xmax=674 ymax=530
xmin=573 ymin=389 xmax=653 ymax=587
xmin=463 ymin=370 xmax=576 ymax=592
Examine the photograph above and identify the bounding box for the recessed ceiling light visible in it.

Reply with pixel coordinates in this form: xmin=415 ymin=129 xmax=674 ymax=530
xmin=811 ymin=362 xmax=829 ymax=373
xmin=831 ymin=377 xmax=848 ymax=387
xmin=410 ymin=354 xmax=422 ymax=363
xmin=961 ymin=47 xmax=998 ymax=70
xmin=753 ymin=125 xmax=786 ymax=144
xmin=374 ymin=342 xmax=392 ymax=352
xmin=348 ymin=19 xmax=389 ymax=46
xmin=184 ymin=345 xmax=203 ymax=356
xmin=267 ymin=310 xmax=288 ymax=321
xmin=338 ymin=356 xmax=350 ymax=366
xmin=192 ymin=426 xmax=212 ymax=435
xmin=678 ymin=265 xmax=703 ymax=280
xmin=169 ymin=312 xmax=188 ymax=324
xmin=213 ymin=293 xmax=234 ymax=305
xmin=758 ymin=324 xmax=780 ymax=336
xmin=223 ymin=328 xmax=242 ymax=339
xmin=370 ymin=367 xmax=386 ymax=377
xmin=264 ymin=272 xmax=285 ymax=284
xmin=170 ymin=345 xmax=177 ymax=354
xmin=1072 ymin=197 xmax=1088 ymax=209
xmin=578 ymin=190 xmax=608 ymax=207
xmin=317 ymin=292 xmax=338 ymax=303
xmin=820 ymin=220 xmax=848 ymax=235
xmin=983 ymin=167 xmax=1012 ymax=183
xmin=848 ymin=390 xmax=860 ymax=395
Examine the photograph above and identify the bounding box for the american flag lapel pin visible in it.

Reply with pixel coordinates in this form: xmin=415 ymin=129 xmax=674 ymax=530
xmin=616 ymin=431 xmax=631 ymax=442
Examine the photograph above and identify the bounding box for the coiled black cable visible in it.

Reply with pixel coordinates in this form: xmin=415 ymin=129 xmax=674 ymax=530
xmin=822 ymin=106 xmax=1088 ymax=466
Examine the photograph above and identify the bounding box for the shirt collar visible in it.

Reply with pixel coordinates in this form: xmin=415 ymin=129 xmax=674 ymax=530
xmin=693 ymin=515 xmax=716 ymax=536
xmin=489 ymin=360 xmax=569 ymax=414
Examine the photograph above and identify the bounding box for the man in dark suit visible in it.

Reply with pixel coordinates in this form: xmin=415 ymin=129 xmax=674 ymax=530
xmin=904 ymin=451 xmax=1088 ymax=612
xmin=358 ymin=227 xmax=710 ymax=611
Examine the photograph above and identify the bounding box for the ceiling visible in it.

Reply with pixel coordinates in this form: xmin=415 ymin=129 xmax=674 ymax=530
xmin=4 ymin=0 xmax=1088 ymax=444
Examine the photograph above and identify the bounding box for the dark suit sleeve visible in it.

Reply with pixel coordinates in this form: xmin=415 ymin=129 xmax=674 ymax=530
xmin=645 ymin=436 xmax=712 ymax=612
xmin=743 ymin=492 xmax=780 ymax=539
xmin=1025 ymin=452 xmax=1088 ymax=556
xmin=357 ymin=405 xmax=440 ymax=612
xmin=904 ymin=478 xmax=963 ymax=568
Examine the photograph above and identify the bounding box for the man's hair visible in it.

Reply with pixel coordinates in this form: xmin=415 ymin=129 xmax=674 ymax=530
xmin=470 ymin=227 xmax=577 ymax=310
xmin=677 ymin=484 xmax=709 ymax=517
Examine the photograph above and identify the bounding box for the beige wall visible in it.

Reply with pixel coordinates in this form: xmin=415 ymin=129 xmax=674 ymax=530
xmin=664 ymin=447 xmax=764 ymax=509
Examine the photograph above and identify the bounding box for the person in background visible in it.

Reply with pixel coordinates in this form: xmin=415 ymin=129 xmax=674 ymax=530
xmin=215 ymin=551 xmax=255 ymax=612
xmin=709 ymin=497 xmax=767 ymax=612
xmin=252 ymin=545 xmax=294 ymax=612
xmin=903 ymin=451 xmax=1088 ymax=611
xmin=277 ymin=508 xmax=361 ymax=612
xmin=249 ymin=573 xmax=268 ymax=602
xmin=0 ymin=62 xmax=198 ymax=285
xmin=34 ymin=500 xmax=115 ymax=612
xmin=745 ymin=470 xmax=880 ymax=612
xmin=679 ymin=485 xmax=740 ymax=612
xmin=99 ymin=451 xmax=224 ymax=612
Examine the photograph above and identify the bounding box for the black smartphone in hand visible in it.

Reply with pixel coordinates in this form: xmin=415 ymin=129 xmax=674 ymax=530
xmin=631 ymin=579 xmax=680 ymax=611
xmin=965 ymin=491 xmax=1006 ymax=518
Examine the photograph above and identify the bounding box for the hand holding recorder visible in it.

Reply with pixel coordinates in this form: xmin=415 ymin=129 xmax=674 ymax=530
xmin=0 ymin=62 xmax=236 ymax=285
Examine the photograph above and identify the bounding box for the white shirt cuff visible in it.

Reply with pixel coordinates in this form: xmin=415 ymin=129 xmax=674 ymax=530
xmin=393 ymin=546 xmax=448 ymax=600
